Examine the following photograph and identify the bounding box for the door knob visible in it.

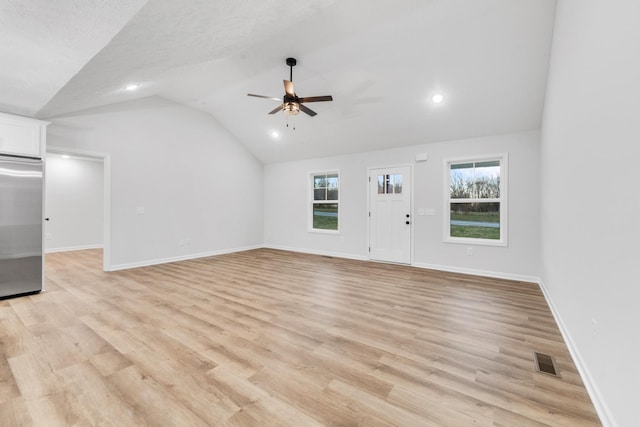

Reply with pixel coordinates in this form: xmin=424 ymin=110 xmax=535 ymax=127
xmin=405 ymin=221 xmax=410 ymax=225
xmin=406 ymin=214 xmax=410 ymax=218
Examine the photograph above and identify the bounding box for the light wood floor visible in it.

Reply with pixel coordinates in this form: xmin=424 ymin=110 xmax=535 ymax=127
xmin=1 ymin=249 xmax=600 ymax=426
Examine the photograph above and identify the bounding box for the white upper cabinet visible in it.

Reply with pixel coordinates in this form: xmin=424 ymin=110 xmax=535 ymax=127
xmin=0 ymin=113 xmax=49 ymax=158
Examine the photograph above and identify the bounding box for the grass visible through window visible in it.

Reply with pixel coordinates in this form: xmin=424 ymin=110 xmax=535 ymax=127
xmin=450 ymin=211 xmax=500 ymax=240
xmin=313 ymin=204 xmax=338 ymax=230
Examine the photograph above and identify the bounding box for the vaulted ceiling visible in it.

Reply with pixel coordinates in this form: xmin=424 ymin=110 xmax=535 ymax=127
xmin=1 ymin=0 xmax=557 ymax=163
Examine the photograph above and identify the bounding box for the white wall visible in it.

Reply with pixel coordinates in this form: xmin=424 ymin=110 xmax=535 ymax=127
xmin=45 ymin=155 xmax=104 ymax=252
xmin=264 ymin=130 xmax=540 ymax=281
xmin=47 ymin=97 xmax=264 ymax=269
xmin=540 ymin=1 xmax=640 ymax=426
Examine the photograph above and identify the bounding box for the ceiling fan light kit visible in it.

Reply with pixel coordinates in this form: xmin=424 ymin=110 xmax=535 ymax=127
xmin=284 ymin=102 xmax=300 ymax=116
xmin=248 ymin=57 xmax=333 ymax=121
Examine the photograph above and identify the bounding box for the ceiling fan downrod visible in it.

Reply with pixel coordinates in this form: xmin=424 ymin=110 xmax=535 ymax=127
xmin=286 ymin=57 xmax=296 ymax=82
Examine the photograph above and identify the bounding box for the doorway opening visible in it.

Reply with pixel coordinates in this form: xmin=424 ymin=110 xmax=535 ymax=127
xmin=46 ymin=146 xmax=111 ymax=271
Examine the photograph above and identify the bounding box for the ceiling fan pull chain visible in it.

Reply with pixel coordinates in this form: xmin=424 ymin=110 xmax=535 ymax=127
xmin=286 ymin=115 xmax=296 ymax=130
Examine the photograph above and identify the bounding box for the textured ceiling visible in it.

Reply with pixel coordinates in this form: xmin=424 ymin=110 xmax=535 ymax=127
xmin=1 ymin=0 xmax=557 ymax=163
xmin=0 ymin=0 xmax=149 ymax=116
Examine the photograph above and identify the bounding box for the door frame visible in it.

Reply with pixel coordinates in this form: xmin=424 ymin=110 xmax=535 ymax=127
xmin=366 ymin=164 xmax=413 ymax=265
xmin=46 ymin=146 xmax=112 ymax=272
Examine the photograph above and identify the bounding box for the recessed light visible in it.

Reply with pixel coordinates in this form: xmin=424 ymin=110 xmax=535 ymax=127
xmin=125 ymin=84 xmax=139 ymax=91
xmin=431 ymin=93 xmax=444 ymax=104
xmin=271 ymin=130 xmax=279 ymax=138
xmin=61 ymin=154 xmax=70 ymax=159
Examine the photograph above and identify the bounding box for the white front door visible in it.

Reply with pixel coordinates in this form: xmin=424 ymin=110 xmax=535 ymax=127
xmin=369 ymin=166 xmax=411 ymax=264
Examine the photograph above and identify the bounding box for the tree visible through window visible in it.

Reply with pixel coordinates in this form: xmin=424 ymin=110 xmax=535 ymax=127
xmin=311 ymin=172 xmax=339 ymax=231
xmin=445 ymin=156 xmax=506 ymax=244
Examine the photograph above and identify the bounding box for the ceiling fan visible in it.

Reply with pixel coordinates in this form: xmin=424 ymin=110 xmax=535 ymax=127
xmin=248 ymin=57 xmax=333 ymax=117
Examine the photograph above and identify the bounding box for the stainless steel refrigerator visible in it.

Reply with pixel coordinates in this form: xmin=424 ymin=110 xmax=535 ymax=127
xmin=0 ymin=154 xmax=43 ymax=298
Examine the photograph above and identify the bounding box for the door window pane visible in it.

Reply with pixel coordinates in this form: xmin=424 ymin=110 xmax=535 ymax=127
xmin=377 ymin=173 xmax=404 ymax=194
xmin=386 ymin=174 xmax=393 ymax=194
xmin=393 ymin=174 xmax=402 ymax=194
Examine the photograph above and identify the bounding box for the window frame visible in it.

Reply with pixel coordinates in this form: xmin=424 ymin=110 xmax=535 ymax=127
xmin=443 ymin=153 xmax=508 ymax=246
xmin=309 ymin=170 xmax=340 ymax=234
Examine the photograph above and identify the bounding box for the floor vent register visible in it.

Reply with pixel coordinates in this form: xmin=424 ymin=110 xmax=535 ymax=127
xmin=533 ymin=352 xmax=560 ymax=378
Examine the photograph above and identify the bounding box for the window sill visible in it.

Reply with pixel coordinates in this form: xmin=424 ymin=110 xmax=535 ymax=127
xmin=444 ymin=237 xmax=507 ymax=247
xmin=309 ymin=229 xmax=340 ymax=235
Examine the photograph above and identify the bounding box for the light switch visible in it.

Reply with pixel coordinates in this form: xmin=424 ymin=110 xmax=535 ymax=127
xmin=417 ymin=208 xmax=426 ymax=216
xmin=136 ymin=207 xmax=145 ymax=215
xmin=426 ymin=208 xmax=436 ymax=216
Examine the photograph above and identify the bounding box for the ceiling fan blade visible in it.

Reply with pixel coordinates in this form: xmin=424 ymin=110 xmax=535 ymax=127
xmin=248 ymin=94 xmax=281 ymax=101
xmin=298 ymin=95 xmax=333 ymax=103
xmin=299 ymin=104 xmax=317 ymax=117
xmin=268 ymin=104 xmax=284 ymax=114
xmin=283 ymin=80 xmax=295 ymax=97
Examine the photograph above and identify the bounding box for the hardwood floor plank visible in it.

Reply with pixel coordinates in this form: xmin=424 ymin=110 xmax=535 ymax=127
xmin=55 ymin=361 xmax=144 ymax=426
xmin=107 ymin=365 xmax=209 ymax=426
xmin=0 ymin=248 xmax=601 ymax=426
xmin=386 ymin=383 xmax=494 ymax=427
xmin=23 ymin=391 xmax=87 ymax=426
xmin=326 ymin=379 xmax=440 ymax=427
xmin=0 ymin=397 xmax=33 ymax=426
xmin=0 ymin=355 xmax=21 ymax=402
xmin=7 ymin=353 xmax=64 ymax=399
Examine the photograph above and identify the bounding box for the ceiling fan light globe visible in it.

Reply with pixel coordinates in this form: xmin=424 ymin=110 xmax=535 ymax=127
xmin=284 ymin=102 xmax=300 ymax=116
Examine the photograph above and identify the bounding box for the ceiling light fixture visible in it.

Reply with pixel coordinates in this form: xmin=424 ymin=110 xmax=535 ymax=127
xmin=125 ymin=84 xmax=139 ymax=91
xmin=271 ymin=130 xmax=279 ymax=138
xmin=431 ymin=93 xmax=444 ymax=104
xmin=284 ymin=101 xmax=300 ymax=116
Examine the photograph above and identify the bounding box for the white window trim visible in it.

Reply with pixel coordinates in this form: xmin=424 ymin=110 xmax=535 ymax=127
xmin=443 ymin=153 xmax=508 ymax=246
xmin=308 ymin=170 xmax=341 ymax=234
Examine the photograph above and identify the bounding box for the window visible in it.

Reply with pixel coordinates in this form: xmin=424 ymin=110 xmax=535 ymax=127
xmin=377 ymin=173 xmax=403 ymax=194
xmin=445 ymin=154 xmax=507 ymax=245
xmin=310 ymin=172 xmax=339 ymax=232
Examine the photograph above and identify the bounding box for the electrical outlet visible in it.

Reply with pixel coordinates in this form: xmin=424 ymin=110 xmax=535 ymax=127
xmin=592 ymin=318 xmax=598 ymax=340
xmin=466 ymin=247 xmax=473 ymax=256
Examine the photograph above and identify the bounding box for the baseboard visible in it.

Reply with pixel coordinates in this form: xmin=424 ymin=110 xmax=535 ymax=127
xmin=538 ymin=280 xmax=617 ymax=427
xmin=263 ymin=246 xmax=538 ymax=282
xmin=413 ymin=261 xmax=539 ymax=283
xmin=263 ymin=244 xmax=369 ymax=261
xmin=108 ymin=244 xmax=263 ymax=271
xmin=45 ymin=244 xmax=104 ymax=254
